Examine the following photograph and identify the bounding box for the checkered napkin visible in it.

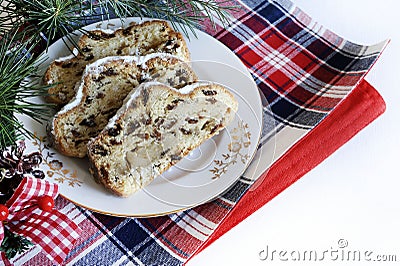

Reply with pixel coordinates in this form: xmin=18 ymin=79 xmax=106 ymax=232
xmin=9 ymin=0 xmax=388 ymax=265
xmin=1 ymin=177 xmax=80 ymax=265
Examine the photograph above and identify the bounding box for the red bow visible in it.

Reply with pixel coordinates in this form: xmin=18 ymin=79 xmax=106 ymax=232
xmin=0 ymin=177 xmax=80 ymax=265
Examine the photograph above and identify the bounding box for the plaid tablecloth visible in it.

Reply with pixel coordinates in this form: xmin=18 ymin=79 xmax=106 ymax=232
xmin=8 ymin=0 xmax=387 ymax=265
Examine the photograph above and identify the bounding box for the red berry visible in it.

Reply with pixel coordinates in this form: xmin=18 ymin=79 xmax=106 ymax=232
xmin=37 ymin=195 xmax=55 ymax=212
xmin=0 ymin=204 xmax=9 ymax=221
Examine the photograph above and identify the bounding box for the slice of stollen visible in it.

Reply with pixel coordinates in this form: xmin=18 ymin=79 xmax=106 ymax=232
xmin=43 ymin=20 xmax=190 ymax=105
xmin=49 ymin=54 xmax=197 ymax=158
xmin=87 ymin=81 xmax=239 ymax=197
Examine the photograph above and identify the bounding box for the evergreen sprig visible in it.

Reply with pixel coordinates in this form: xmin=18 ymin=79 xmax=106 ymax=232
xmin=92 ymin=0 xmax=237 ymax=37
xmin=1 ymin=0 xmax=93 ymax=52
xmin=0 ymin=229 xmax=32 ymax=259
xmin=0 ymin=28 xmax=52 ymax=149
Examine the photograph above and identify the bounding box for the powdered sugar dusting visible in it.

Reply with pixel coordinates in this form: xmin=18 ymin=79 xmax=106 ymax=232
xmin=95 ymin=28 xmax=121 ymax=34
xmin=86 ymin=56 xmax=139 ymax=75
xmin=56 ymin=81 xmax=84 ymax=116
xmin=138 ymin=53 xmax=181 ymax=68
xmin=51 ymin=80 xmax=84 ymax=135
xmin=55 ymin=48 xmax=79 ymax=62
xmin=179 ymin=81 xmax=212 ymax=94
xmin=106 ymin=86 xmax=142 ymax=129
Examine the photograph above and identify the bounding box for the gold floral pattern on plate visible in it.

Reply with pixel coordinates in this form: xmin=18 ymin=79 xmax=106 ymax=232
xmin=32 ymin=133 xmax=83 ymax=187
xmin=210 ymin=120 xmax=251 ymax=179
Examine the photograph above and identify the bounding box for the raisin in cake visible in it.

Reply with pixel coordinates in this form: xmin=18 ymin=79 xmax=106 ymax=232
xmin=139 ymin=53 xmax=196 ymax=88
xmin=43 ymin=20 xmax=190 ymax=105
xmin=50 ymin=54 xmax=197 ymax=158
xmin=87 ymin=81 xmax=239 ymax=197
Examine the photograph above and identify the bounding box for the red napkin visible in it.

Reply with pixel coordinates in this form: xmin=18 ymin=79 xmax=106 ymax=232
xmin=192 ymin=79 xmax=385 ymax=255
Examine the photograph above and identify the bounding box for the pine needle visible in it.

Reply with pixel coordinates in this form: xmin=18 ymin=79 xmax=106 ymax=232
xmin=0 ymin=229 xmax=32 ymax=259
xmin=0 ymin=28 xmax=52 ymax=149
xmin=93 ymin=0 xmax=238 ymax=38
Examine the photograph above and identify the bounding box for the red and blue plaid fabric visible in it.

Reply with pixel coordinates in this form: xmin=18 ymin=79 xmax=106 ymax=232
xmin=9 ymin=0 xmax=387 ymax=265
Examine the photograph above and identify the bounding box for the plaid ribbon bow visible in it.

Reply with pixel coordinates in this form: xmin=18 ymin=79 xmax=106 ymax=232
xmin=0 ymin=177 xmax=80 ymax=265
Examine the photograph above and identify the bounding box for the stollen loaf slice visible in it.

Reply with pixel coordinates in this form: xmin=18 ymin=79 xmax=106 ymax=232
xmin=50 ymin=54 xmax=197 ymax=158
xmin=44 ymin=20 xmax=190 ymax=105
xmin=87 ymin=81 xmax=239 ymax=197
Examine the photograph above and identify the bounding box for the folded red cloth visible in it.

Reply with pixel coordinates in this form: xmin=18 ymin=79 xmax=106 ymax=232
xmin=193 ymin=79 xmax=386 ymax=256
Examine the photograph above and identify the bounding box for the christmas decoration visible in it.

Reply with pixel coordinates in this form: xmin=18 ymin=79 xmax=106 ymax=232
xmin=0 ymin=141 xmax=43 ymax=260
xmin=0 ymin=175 xmax=80 ymax=264
xmin=0 ymin=141 xmax=45 ymax=204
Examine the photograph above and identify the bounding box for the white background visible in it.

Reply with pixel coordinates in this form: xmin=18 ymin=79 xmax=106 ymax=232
xmin=189 ymin=0 xmax=400 ymax=265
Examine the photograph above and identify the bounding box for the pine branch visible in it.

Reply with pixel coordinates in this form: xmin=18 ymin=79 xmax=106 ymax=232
xmin=0 ymin=229 xmax=32 ymax=259
xmin=1 ymin=0 xmax=90 ymax=52
xmin=94 ymin=0 xmax=237 ymax=37
xmin=0 ymin=28 xmax=53 ymax=150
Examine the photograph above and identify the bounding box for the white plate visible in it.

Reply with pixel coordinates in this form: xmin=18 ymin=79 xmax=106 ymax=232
xmin=20 ymin=18 xmax=263 ymax=217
